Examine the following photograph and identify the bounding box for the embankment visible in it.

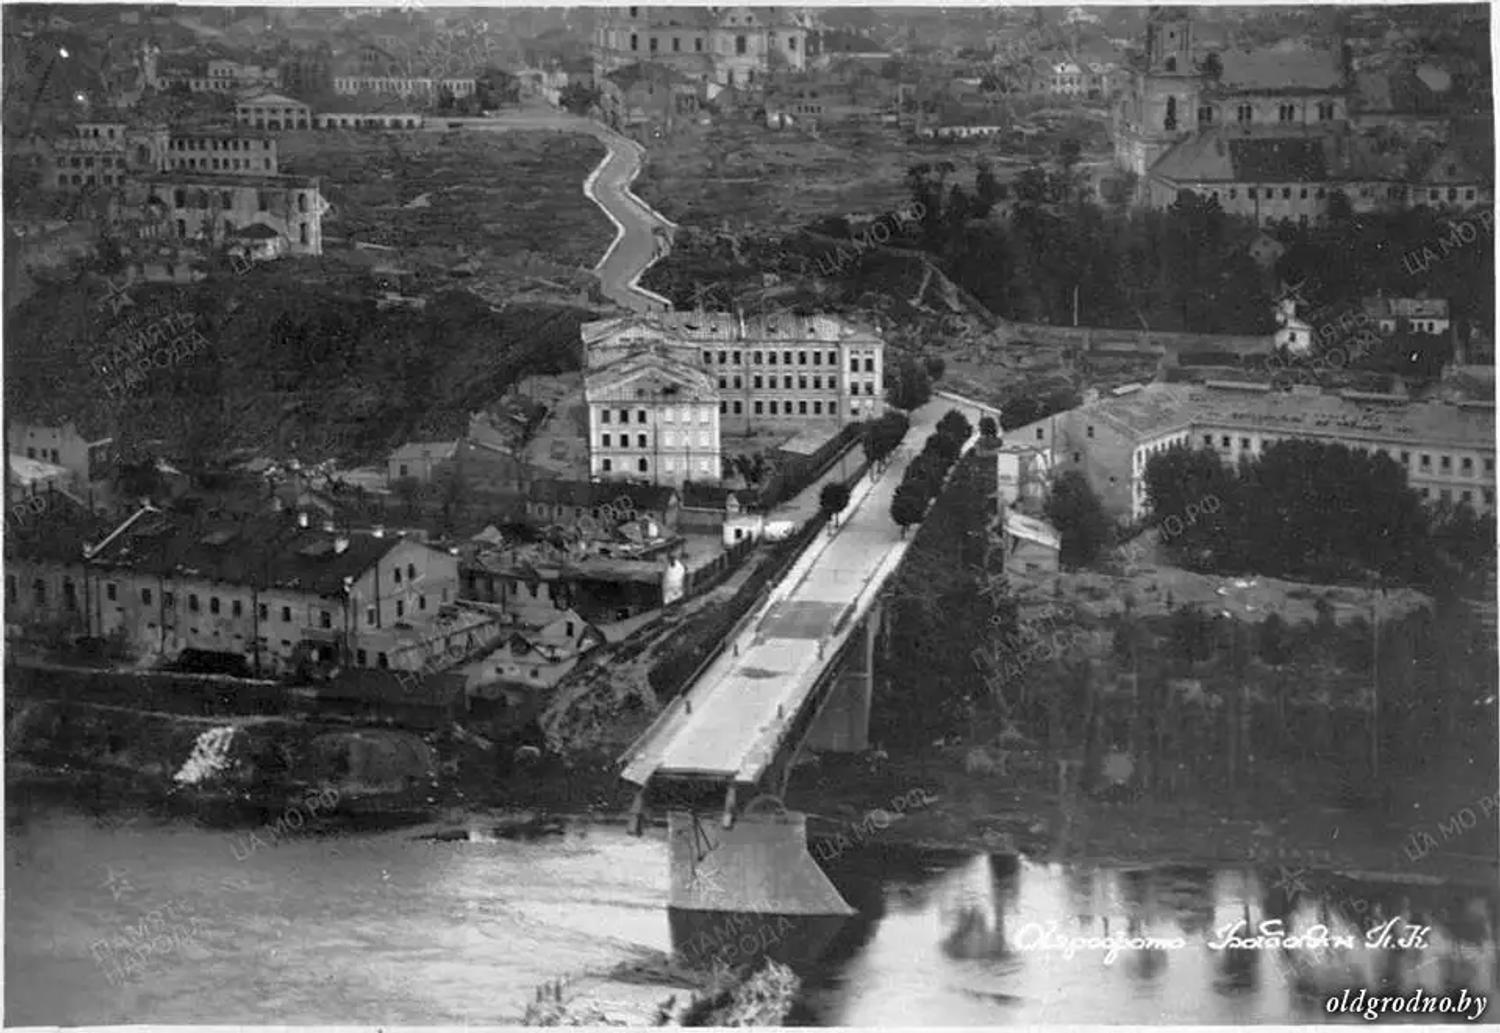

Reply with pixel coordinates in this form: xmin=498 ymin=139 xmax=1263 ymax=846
xmin=6 ymin=696 xmax=441 ymax=823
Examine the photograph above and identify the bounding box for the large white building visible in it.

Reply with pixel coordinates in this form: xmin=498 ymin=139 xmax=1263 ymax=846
xmin=581 ymin=311 xmax=886 ymax=486
xmin=593 ymin=5 xmax=813 ymax=90
xmin=1006 ymin=380 xmax=1496 ymax=520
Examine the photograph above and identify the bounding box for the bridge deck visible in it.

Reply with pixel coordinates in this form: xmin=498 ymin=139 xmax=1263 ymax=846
xmin=623 ymin=398 xmax=990 ymax=787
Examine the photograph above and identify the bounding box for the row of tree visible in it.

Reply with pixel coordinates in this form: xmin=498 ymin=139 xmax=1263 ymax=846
xmin=900 ymin=157 xmax=1495 ymax=340
xmin=1141 ymin=439 xmax=1495 ymax=596
xmin=890 ymin=409 xmax=973 ymax=537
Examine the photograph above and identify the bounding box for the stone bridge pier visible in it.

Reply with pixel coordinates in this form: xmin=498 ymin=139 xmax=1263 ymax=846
xmin=662 ymin=597 xmax=887 ymax=968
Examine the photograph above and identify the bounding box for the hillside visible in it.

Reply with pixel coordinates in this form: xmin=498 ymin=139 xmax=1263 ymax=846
xmin=3 ymin=269 xmax=601 ymax=468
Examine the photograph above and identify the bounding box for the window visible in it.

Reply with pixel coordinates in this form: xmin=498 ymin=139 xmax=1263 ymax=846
xmin=1036 ymin=428 xmax=1045 ymax=441
xmin=189 ymin=593 xmax=201 ymax=613
xmin=1401 ymin=452 xmax=1410 ymax=465
xmin=798 ymin=376 xmax=807 ymax=390
xmin=672 ymin=36 xmax=681 ymax=51
xmin=650 ymin=37 xmax=658 ymax=52
xmin=769 ymin=401 xmax=778 ymax=415
xmin=1278 ymin=104 xmax=1295 ymax=122
xmin=1221 ymin=436 xmax=1231 ymax=447
xmin=1086 ymin=425 xmax=1094 ymax=438
xmin=1197 ymin=105 xmax=1213 ymax=125
xmin=210 ymin=597 xmax=221 ymax=615
xmin=1466 ymin=188 xmax=1476 ymax=200
xmin=1247 ymin=187 xmax=1257 ymax=200
xmin=768 ymin=351 xmax=777 ymax=365
xmin=799 ymin=401 xmax=808 ymax=414
xmin=695 ymin=37 xmax=703 ymax=52
xmin=1236 ymin=103 xmax=1252 ymax=124
xmin=864 ymin=358 xmax=875 ymax=372
xmin=1448 ymin=187 xmax=1458 ymax=201
xmin=602 ymin=433 xmax=611 ymax=447
xmin=718 ymin=376 xmax=727 ymax=389
xmin=1229 ymin=188 xmax=1237 ymax=200
xmin=619 ymin=409 xmax=629 ymax=423
xmin=783 ymin=351 xmax=792 ymax=365
xmin=1462 ymin=457 xmax=1473 ymax=474
xmin=753 ymin=375 xmax=763 ymax=389
xmin=637 ymin=410 xmax=647 ymax=423
xmin=602 ymin=458 xmax=613 ymax=472
xmin=1240 ymin=437 xmax=1251 ymax=449
xmin=754 ymin=400 xmax=764 ymax=414
xmin=1421 ymin=454 xmax=1431 ymax=468
xmin=281 ymin=606 xmax=292 ymax=622
xmin=1282 ymin=187 xmax=1292 ymax=199
xmin=1317 ymin=101 xmax=1334 ymax=120
xmin=733 ymin=400 xmax=743 ymax=414
xmin=638 ymin=458 xmax=649 ymax=473
xmin=736 ymin=34 xmax=747 ymax=55
xmin=320 ymin=610 xmax=332 ymax=629
xmin=394 ymin=568 xmax=402 ymax=584
xmin=720 ymin=400 xmax=728 ymax=414
xmin=601 ymin=409 xmax=611 ymax=424
xmin=630 ymin=33 xmax=639 ymax=51
xmin=396 ymin=600 xmax=405 ymax=618
xmin=850 ymin=355 xmax=859 ymax=372
xmin=1441 ymin=455 xmax=1451 ymax=471
xmin=636 ymin=434 xmax=647 ymax=448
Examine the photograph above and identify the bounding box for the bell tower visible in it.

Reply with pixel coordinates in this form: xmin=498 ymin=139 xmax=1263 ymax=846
xmin=1145 ymin=6 xmax=1194 ymax=75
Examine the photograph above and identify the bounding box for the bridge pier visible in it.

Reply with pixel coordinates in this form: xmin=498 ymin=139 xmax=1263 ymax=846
xmin=667 ymin=808 xmax=854 ymax=969
xmin=804 ymin=600 xmax=881 ymax=754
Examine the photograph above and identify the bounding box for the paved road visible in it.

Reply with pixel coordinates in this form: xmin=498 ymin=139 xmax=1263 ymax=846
xmin=455 ymin=109 xmax=672 ymax=312
xmin=623 ymin=396 xmax=992 ymax=785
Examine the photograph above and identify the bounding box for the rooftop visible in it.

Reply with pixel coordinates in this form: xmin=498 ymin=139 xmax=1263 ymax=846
xmin=1209 ymin=44 xmax=1345 ymax=95
xmin=1069 ymin=381 xmax=1494 ymax=453
xmin=141 ymin=171 xmax=321 ymax=190
xmin=82 ymin=510 xmax=422 ymax=596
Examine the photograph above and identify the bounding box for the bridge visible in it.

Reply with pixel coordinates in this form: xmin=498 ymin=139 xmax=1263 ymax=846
xmin=618 ymin=394 xmax=996 ymax=935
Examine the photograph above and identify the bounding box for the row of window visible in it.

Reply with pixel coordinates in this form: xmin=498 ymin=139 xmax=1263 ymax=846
xmin=721 ymin=373 xmax=854 ymax=391
xmin=1202 ymin=432 xmax=1494 ymax=477
xmin=169 ymin=157 xmax=275 ymax=172
xmin=600 ymin=431 xmax=713 ymax=448
xmin=599 ymin=456 xmax=715 ymax=474
xmin=23 ymin=447 xmax=62 ymax=463
xmin=172 ymin=138 xmax=272 ymax=152
xmin=598 ymin=406 xmax=712 ymax=425
xmin=628 ymin=32 xmax=790 ymax=55
xmin=701 ymin=348 xmax=874 ymax=370
xmin=171 ymin=188 xmax=310 ymax=213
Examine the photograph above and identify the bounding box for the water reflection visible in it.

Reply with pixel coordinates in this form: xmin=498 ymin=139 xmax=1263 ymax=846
xmin=809 ymin=854 xmax=1499 ymax=1026
xmin=7 ymin=804 xmax=1497 ymax=1027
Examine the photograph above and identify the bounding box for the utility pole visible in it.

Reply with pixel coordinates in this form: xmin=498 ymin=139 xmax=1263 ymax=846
xmin=1370 ymin=577 xmax=1381 ymax=781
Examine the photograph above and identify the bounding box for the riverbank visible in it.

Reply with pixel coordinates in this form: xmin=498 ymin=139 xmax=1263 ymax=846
xmin=10 ymin=698 xmax=1494 ymax=893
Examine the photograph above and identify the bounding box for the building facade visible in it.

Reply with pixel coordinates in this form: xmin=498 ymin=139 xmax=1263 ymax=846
xmin=1113 ymin=6 xmax=1350 ymax=181
xmin=234 ymin=93 xmax=313 ymax=130
xmin=5 ymin=509 xmax=462 ymax=676
xmin=331 ymin=76 xmax=476 ymax=98
xmin=143 ymin=173 xmax=325 ymax=256
xmin=43 ymin=121 xmax=169 ymax=191
xmin=581 ymin=311 xmax=886 ymax=485
xmin=593 ymin=5 xmax=812 ymax=89
xmin=1006 ymin=381 xmax=1496 ymax=521
xmin=166 ymin=129 xmax=279 ymax=175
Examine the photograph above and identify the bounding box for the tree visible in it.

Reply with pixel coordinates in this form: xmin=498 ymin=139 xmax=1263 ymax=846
xmin=979 ymin=416 xmax=999 ymax=440
xmin=886 ymin=355 xmax=932 ymax=411
xmin=891 ymin=484 xmax=926 ymax=537
xmin=819 ymin=481 xmax=852 ymax=526
xmin=1044 ymin=469 xmax=1110 ymax=568
xmin=558 ymin=82 xmax=600 ymax=116
xmin=923 ymin=354 xmax=946 ymax=380
xmin=936 ymin=409 xmax=973 ymax=443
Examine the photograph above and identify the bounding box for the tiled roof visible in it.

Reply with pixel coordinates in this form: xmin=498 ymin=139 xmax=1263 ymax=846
xmin=1066 ymin=382 xmax=1494 ymax=454
xmin=606 ymin=61 xmax=693 ymax=91
xmin=1227 ymin=136 xmax=1328 ymax=183
xmin=1213 ymin=45 xmax=1344 ymax=94
xmin=79 ymin=511 xmax=417 ymax=596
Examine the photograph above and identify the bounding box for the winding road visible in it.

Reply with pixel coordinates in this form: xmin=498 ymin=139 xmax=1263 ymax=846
xmin=451 ymin=108 xmax=676 ymax=312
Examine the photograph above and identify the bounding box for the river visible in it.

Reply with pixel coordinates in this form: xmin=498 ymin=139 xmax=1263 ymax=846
xmin=6 ymin=803 xmax=1497 ymax=1026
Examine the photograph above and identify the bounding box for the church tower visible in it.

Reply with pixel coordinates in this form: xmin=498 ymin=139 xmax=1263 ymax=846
xmin=1113 ymin=5 xmax=1201 ymax=182
xmin=1145 ymin=6 xmax=1193 ymax=75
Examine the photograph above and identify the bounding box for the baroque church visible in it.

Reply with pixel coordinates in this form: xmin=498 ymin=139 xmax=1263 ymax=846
xmin=1113 ymin=6 xmax=1350 ymax=181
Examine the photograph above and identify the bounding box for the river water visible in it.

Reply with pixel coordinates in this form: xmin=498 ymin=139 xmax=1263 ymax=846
xmin=6 ymin=804 xmax=1497 ymax=1026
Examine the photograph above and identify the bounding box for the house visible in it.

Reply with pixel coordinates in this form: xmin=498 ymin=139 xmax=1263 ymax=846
xmin=5 ymin=507 xmax=461 ymax=676
xmin=43 ymin=121 xmax=170 ymax=192
xmin=228 ymin=221 xmax=287 ymax=262
xmin=1002 ymin=510 xmax=1061 ymax=576
xmin=461 ymin=544 xmax=671 ymax=625
xmin=600 ymin=61 xmax=702 ymax=129
xmin=234 ymin=92 xmax=312 ymax=130
xmin=1363 ymin=296 xmax=1450 ymax=337
xmin=387 ymin=441 xmax=460 ymax=485
xmin=465 ymin=608 xmax=606 ymax=695
xmin=994 ymin=444 xmax=1054 ymax=509
xmin=1274 ymin=297 xmax=1315 ymax=356
xmin=1005 ymin=380 xmax=1496 ymax=520
xmin=142 ymin=172 xmax=325 ymax=256
xmin=7 ymin=419 xmax=114 ymax=488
